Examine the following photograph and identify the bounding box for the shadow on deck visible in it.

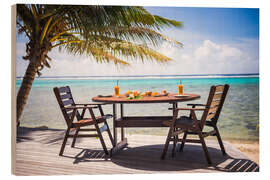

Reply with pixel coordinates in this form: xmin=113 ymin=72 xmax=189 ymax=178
xmin=15 ymin=127 xmax=259 ymax=175
xmin=61 ymin=144 xmax=259 ymax=172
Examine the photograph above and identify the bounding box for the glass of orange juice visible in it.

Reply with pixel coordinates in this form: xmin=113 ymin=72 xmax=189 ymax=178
xmin=114 ymin=80 xmax=120 ymax=97
xmin=178 ymin=80 xmax=183 ymax=95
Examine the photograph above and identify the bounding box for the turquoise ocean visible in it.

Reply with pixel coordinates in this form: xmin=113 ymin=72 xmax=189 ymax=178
xmin=16 ymin=74 xmax=259 ymax=141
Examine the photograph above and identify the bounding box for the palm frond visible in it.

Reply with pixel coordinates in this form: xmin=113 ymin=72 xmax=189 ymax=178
xmin=16 ymin=4 xmax=183 ymax=68
xmin=40 ymin=16 xmax=53 ymax=44
xmin=99 ymin=26 xmax=182 ymax=47
xmin=62 ymin=37 xmax=172 ymax=64
xmin=16 ymin=4 xmax=35 ymax=36
xmin=52 ymin=40 xmax=82 ymax=48
xmin=91 ymin=49 xmax=131 ymax=66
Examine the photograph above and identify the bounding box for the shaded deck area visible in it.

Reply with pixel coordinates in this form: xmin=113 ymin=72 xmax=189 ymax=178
xmin=15 ymin=127 xmax=259 ymax=175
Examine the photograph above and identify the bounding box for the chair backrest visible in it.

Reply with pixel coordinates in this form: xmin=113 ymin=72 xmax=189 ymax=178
xmin=200 ymin=84 xmax=230 ymax=129
xmin=53 ymin=86 xmax=81 ymax=125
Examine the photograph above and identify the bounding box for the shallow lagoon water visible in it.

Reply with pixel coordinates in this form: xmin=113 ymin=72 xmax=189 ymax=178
xmin=17 ymin=76 xmax=259 ymax=141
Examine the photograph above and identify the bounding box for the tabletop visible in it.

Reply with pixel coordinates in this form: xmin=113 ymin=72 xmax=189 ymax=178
xmin=92 ymin=93 xmax=200 ymax=104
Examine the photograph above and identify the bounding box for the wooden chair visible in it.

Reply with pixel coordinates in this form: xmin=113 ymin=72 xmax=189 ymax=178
xmin=161 ymin=84 xmax=229 ymax=164
xmin=53 ymin=86 xmax=114 ymax=156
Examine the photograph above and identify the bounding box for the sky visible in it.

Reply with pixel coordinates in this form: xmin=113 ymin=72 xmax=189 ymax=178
xmin=16 ymin=6 xmax=259 ymax=77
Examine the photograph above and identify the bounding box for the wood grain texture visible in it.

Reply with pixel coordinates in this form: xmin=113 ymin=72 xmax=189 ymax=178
xmin=161 ymin=84 xmax=231 ymax=164
xmin=15 ymin=127 xmax=259 ymax=175
xmin=53 ymin=86 xmax=114 ymax=156
xmin=92 ymin=93 xmax=200 ymax=104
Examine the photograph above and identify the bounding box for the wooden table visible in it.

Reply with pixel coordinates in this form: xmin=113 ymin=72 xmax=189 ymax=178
xmin=92 ymin=93 xmax=200 ymax=155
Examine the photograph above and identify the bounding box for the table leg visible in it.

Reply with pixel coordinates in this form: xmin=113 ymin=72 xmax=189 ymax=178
xmin=113 ymin=103 xmax=117 ymax=147
xmin=111 ymin=103 xmax=128 ymax=156
xmin=120 ymin=103 xmax=124 ymax=141
xmin=173 ymin=102 xmax=178 ymax=109
xmin=172 ymin=102 xmax=179 ymax=153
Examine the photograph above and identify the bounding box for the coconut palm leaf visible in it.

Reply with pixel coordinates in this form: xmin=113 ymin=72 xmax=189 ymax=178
xmin=62 ymin=37 xmax=172 ymax=64
xmin=84 ymin=26 xmax=183 ymax=47
xmin=16 ymin=4 xmax=184 ymax=126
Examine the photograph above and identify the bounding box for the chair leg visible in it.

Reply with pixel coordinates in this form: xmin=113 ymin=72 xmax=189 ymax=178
xmin=198 ymin=131 xmax=212 ymax=164
xmin=71 ymin=127 xmax=80 ymax=148
xmin=59 ymin=128 xmax=70 ymax=156
xmin=95 ymin=124 xmax=109 ymax=155
xmin=179 ymin=131 xmax=187 ymax=152
xmin=214 ymin=126 xmax=226 ymax=155
xmin=98 ymin=105 xmax=114 ymax=146
xmin=172 ymin=135 xmax=177 ymax=157
xmin=105 ymin=121 xmax=114 ymax=147
xmin=161 ymin=128 xmax=172 ymax=159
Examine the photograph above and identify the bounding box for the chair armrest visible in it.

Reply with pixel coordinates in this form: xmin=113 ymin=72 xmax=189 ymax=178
xmin=187 ymin=104 xmax=207 ymax=107
xmin=175 ymin=108 xmax=206 ymax=111
xmin=64 ymin=105 xmax=98 ymax=110
xmin=75 ymin=102 xmax=110 ymax=106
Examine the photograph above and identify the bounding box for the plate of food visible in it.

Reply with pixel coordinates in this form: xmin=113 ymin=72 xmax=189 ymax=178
xmin=98 ymin=95 xmax=113 ymax=97
xmin=153 ymin=92 xmax=169 ymax=97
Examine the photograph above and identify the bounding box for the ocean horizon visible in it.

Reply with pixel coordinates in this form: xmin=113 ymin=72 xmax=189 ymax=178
xmin=16 ymin=73 xmax=259 ymax=80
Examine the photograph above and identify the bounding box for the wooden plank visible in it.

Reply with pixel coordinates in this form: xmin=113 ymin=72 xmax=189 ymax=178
xmin=103 ymin=114 xmax=113 ymax=119
xmin=92 ymin=93 xmax=200 ymax=104
xmin=121 ymin=116 xmax=173 ymax=120
xmin=116 ymin=119 xmax=167 ymax=127
xmin=208 ymin=106 xmax=219 ymax=114
xmin=58 ymin=86 xmax=70 ymax=93
xmin=60 ymin=93 xmax=72 ymax=100
xmin=206 ymin=113 xmax=216 ymax=120
xmin=176 ymin=139 xmax=201 ymax=143
xmin=213 ymin=93 xmax=223 ymax=100
xmin=247 ymin=162 xmax=259 ymax=172
xmin=78 ymin=128 xmax=97 ymax=131
xmin=66 ymin=112 xmax=73 ymax=118
xmin=238 ymin=160 xmax=253 ymax=172
xmin=215 ymin=86 xmax=224 ymax=92
xmin=68 ymin=134 xmax=99 ymax=138
xmin=210 ymin=100 xmax=220 ymax=107
xmin=16 ymin=159 xmax=125 ymax=175
xmin=66 ymin=108 xmax=73 ymax=113
xmin=15 ymin=127 xmax=258 ymax=175
xmin=116 ymin=116 xmax=172 ymax=127
xmin=202 ymin=130 xmax=216 ymax=137
xmin=63 ymin=99 xmax=74 ymax=106
xmin=172 ymin=129 xmax=185 ymax=136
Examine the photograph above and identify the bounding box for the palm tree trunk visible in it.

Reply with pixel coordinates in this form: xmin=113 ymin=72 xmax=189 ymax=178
xmin=16 ymin=60 xmax=38 ymax=127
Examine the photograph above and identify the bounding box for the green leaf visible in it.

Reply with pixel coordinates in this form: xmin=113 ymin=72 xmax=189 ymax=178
xmin=17 ymin=5 xmax=184 ymax=68
xmin=40 ymin=16 xmax=53 ymax=44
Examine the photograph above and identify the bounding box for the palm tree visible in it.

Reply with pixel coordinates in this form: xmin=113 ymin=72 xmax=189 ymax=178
xmin=16 ymin=4 xmax=183 ymax=126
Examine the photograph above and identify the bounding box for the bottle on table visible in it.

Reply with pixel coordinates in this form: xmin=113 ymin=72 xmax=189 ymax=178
xmin=178 ymin=80 xmax=183 ymax=95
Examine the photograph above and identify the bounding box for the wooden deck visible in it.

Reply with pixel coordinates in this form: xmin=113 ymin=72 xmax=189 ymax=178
xmin=15 ymin=127 xmax=259 ymax=175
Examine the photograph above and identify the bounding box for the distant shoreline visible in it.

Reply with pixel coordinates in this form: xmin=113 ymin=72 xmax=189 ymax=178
xmin=16 ymin=73 xmax=259 ymax=80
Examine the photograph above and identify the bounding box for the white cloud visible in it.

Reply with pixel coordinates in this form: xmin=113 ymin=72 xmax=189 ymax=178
xmin=194 ymin=40 xmax=243 ymax=61
xmin=16 ymin=36 xmax=259 ymax=77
